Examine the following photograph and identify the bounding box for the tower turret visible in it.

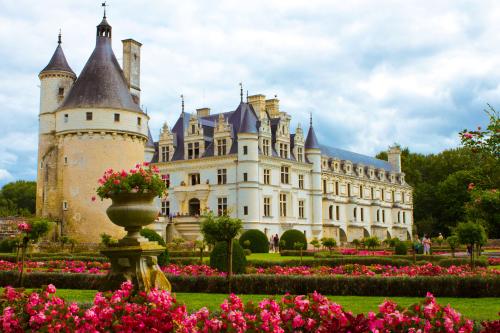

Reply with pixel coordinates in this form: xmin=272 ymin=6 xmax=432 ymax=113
xmin=305 ymin=114 xmax=322 ymax=238
xmin=36 ymin=32 xmax=76 ymax=218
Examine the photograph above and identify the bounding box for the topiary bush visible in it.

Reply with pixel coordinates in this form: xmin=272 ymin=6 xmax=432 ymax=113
xmin=280 ymin=230 xmax=307 ymax=250
xmin=210 ymin=241 xmax=247 ymax=274
xmin=239 ymin=229 xmax=269 ymax=253
xmin=394 ymin=241 xmax=408 ymax=255
xmin=140 ymin=228 xmax=169 ymax=266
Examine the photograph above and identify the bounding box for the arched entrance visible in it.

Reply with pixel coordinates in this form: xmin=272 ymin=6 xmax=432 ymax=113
xmin=363 ymin=228 xmax=370 ymax=238
xmin=189 ymin=198 xmax=200 ymax=216
xmin=386 ymin=230 xmax=392 ymax=239
xmin=407 ymin=230 xmax=412 ymax=240
xmin=339 ymin=228 xmax=347 ymax=243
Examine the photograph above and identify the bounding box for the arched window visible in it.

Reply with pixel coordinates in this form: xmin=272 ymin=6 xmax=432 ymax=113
xmin=328 ymin=205 xmax=333 ymax=220
xmin=397 ymin=211 xmax=401 ymax=223
xmin=353 ymin=207 xmax=357 ymax=220
xmin=376 ymin=209 xmax=380 ymax=222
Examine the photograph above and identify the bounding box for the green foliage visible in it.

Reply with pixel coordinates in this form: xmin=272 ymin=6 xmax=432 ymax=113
xmin=0 ymin=180 xmax=36 ymax=216
xmin=446 ymin=236 xmax=460 ymax=256
xmin=238 ymin=229 xmax=269 ymax=253
xmin=0 ymin=238 xmax=18 ymax=252
xmin=466 ymin=188 xmax=500 ymax=238
xmin=140 ymin=228 xmax=169 ymax=266
xmin=280 ymin=230 xmax=307 ymax=250
xmin=100 ymin=233 xmax=117 ymax=247
xmin=455 ymin=222 xmax=487 ymax=247
xmin=209 ymin=241 xmax=247 ymax=274
xmin=293 ymin=242 xmax=305 ymax=250
xmin=26 ymin=218 xmax=51 ymax=242
xmin=201 ymin=213 xmax=243 ymax=244
xmin=321 ymin=238 xmax=337 ymax=253
xmin=352 ymin=239 xmax=361 ymax=249
xmin=363 ymin=236 xmax=381 ymax=250
xmin=310 ymin=238 xmax=320 ymax=250
xmin=460 ymin=104 xmax=499 ymax=159
xmin=394 ymin=241 xmax=408 ymax=255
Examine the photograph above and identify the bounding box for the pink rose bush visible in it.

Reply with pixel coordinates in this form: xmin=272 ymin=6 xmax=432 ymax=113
xmin=1 ymin=283 xmax=495 ymax=332
xmin=339 ymin=249 xmax=392 ymax=256
xmin=162 ymin=264 xmax=224 ymax=276
xmin=0 ymin=260 xmax=110 ymax=274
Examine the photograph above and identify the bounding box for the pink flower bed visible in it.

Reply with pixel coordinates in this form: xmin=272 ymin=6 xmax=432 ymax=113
xmin=250 ymin=263 xmax=499 ymax=277
xmin=339 ymin=249 xmax=392 ymax=256
xmin=488 ymin=257 xmax=500 ymax=266
xmin=2 ymin=282 xmax=494 ymax=332
xmin=161 ymin=264 xmax=224 ymax=276
xmin=0 ymin=260 xmax=110 ymax=274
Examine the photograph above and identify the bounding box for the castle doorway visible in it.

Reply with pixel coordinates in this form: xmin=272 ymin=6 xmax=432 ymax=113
xmin=189 ymin=198 xmax=200 ymax=216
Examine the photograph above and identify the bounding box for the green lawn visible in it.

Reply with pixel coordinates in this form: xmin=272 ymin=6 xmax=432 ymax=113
xmin=246 ymin=253 xmax=306 ymax=261
xmin=32 ymin=289 xmax=500 ymax=322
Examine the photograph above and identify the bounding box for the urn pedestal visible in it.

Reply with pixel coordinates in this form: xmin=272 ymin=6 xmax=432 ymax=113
xmin=100 ymin=192 xmax=171 ymax=292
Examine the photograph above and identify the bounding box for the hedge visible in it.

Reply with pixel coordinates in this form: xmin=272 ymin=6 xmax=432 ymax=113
xmin=239 ymin=229 xmax=269 ymax=253
xmin=0 ymin=254 xmax=109 ymax=263
xmin=210 ymin=241 xmax=247 ymax=274
xmin=169 ymin=251 xmax=211 ymax=258
xmin=280 ymin=250 xmax=318 ymax=257
xmin=280 ymin=230 xmax=307 ymax=250
xmin=247 ymin=257 xmax=412 ymax=268
xmin=1 ymin=271 xmax=497 ymax=297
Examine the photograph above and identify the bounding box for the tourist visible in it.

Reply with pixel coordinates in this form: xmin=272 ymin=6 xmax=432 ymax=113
xmin=269 ymin=235 xmax=275 ymax=252
xmin=273 ymin=234 xmax=280 ymax=253
xmin=422 ymin=234 xmax=432 ymax=255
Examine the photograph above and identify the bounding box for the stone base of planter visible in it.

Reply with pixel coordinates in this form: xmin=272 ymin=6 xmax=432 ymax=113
xmin=100 ymin=242 xmax=171 ymax=293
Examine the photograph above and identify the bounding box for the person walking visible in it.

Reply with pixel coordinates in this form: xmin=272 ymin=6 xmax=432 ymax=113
xmin=422 ymin=234 xmax=432 ymax=255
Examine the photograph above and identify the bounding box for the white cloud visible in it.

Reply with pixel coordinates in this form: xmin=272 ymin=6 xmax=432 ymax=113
xmin=0 ymin=169 xmax=13 ymax=182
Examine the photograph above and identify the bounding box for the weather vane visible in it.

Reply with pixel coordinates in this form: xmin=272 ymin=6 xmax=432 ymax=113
xmin=181 ymin=94 xmax=185 ymax=114
xmin=102 ymin=2 xmax=107 ymax=18
xmin=239 ymin=82 xmax=243 ymax=102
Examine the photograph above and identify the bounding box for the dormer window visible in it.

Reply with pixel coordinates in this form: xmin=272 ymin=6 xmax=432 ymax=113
xmin=187 ymin=142 xmax=200 ymax=159
xmin=334 ymin=162 xmax=339 ymax=171
xmin=297 ymin=147 xmax=303 ymax=162
xmin=217 ymin=139 xmax=227 ymax=155
xmin=191 ymin=124 xmax=196 ymax=134
xmin=279 ymin=143 xmax=288 ymax=159
xmin=262 ymin=139 xmax=270 ymax=156
xmin=161 ymin=146 xmax=170 ymax=162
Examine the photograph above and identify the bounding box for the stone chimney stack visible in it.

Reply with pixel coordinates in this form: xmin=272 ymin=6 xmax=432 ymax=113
xmin=196 ymin=107 xmax=210 ymax=117
xmin=265 ymin=97 xmax=280 ymax=118
xmin=122 ymin=39 xmax=142 ymax=104
xmin=247 ymin=94 xmax=266 ymax=119
xmin=388 ymin=146 xmax=402 ymax=173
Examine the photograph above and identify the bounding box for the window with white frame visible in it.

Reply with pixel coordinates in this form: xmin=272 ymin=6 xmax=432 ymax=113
xmin=263 ymin=169 xmax=271 ymax=185
xmin=335 ymin=181 xmax=339 ymax=195
xmin=187 ymin=142 xmax=200 ymax=159
xmin=217 ymin=197 xmax=227 ymax=216
xmin=280 ymin=166 xmax=289 ymax=184
xmin=161 ymin=201 xmax=170 ymax=216
xmin=263 ymin=139 xmax=270 ymax=156
xmin=298 ymin=200 xmax=305 ymax=218
xmin=264 ymin=197 xmax=271 ymax=217
xmin=403 ymin=211 xmax=406 ymax=224
xmin=382 ymin=210 xmax=386 ymax=223
xmin=217 ymin=139 xmax=227 ymax=156
xmin=360 ymin=208 xmax=364 ymax=221
xmin=298 ymin=174 xmax=304 ymax=189
xmin=297 ymin=147 xmax=303 ymax=162
xmin=217 ymin=169 xmax=227 ymax=184
xmin=279 ymin=193 xmax=287 ymax=217
xmin=190 ymin=173 xmax=200 ymax=185
xmin=336 ymin=206 xmax=340 ymax=220
xmin=161 ymin=146 xmax=170 ymax=162
xmin=279 ymin=143 xmax=288 ymax=158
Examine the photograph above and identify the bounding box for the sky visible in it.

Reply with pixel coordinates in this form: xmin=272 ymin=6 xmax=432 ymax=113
xmin=1 ymin=0 xmax=499 ymax=186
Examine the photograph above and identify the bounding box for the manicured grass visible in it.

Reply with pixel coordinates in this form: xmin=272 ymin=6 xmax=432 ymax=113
xmin=246 ymin=253 xmax=305 ymax=261
xmin=9 ymin=289 xmax=497 ymax=321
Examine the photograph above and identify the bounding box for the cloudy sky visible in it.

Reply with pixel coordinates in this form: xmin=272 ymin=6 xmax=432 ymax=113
xmin=0 ymin=0 xmax=498 ymax=186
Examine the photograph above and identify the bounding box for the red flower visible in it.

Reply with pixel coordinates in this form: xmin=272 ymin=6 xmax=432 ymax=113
xmin=91 ymin=196 xmax=96 ymax=202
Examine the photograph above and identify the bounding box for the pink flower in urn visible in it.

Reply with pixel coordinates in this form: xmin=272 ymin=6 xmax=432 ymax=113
xmin=120 ymin=170 xmax=128 ymax=177
xmin=113 ymin=179 xmax=121 ymax=185
xmin=143 ymin=161 xmax=150 ymax=167
xmin=91 ymin=196 xmax=96 ymax=202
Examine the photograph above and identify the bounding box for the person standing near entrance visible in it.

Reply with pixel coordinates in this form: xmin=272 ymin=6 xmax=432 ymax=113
xmin=273 ymin=234 xmax=280 ymax=253
xmin=422 ymin=234 xmax=432 ymax=255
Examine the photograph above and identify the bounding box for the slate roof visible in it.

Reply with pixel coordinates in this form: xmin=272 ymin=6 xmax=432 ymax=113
xmin=319 ymin=145 xmax=393 ymax=171
xmin=59 ymin=18 xmax=141 ymax=112
xmin=305 ymin=125 xmax=320 ymax=149
xmin=40 ymin=42 xmax=75 ymax=76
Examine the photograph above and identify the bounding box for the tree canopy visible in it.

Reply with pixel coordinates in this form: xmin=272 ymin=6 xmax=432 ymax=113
xmin=0 ymin=181 xmax=36 ymax=216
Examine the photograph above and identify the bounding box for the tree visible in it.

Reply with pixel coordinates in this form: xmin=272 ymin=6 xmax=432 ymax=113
xmin=200 ymin=212 xmax=242 ymax=292
xmin=294 ymin=242 xmax=305 ymax=264
xmin=18 ymin=218 xmax=50 ymax=286
xmin=310 ymin=238 xmax=320 ymax=251
xmin=321 ymin=237 xmax=337 ymax=254
xmin=466 ymin=187 xmax=500 ymax=238
xmin=455 ymin=221 xmax=487 ymax=267
xmin=352 ymin=238 xmax=361 ymax=250
xmin=364 ymin=236 xmax=380 ymax=250
xmin=0 ymin=181 xmax=36 ymax=216
xmin=446 ymin=235 xmax=460 ymax=258
xmin=460 ymin=104 xmax=499 ymax=159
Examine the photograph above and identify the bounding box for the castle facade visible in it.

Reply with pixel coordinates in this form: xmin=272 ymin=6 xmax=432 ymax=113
xmin=36 ymin=14 xmax=413 ymax=243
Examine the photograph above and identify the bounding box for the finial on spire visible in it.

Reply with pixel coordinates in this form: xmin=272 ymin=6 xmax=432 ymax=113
xmin=309 ymin=112 xmax=313 ymax=127
xmin=181 ymin=94 xmax=185 ymax=114
xmin=102 ymin=2 xmax=107 ymax=18
xmin=58 ymin=29 xmax=62 ymax=44
xmin=239 ymin=82 xmax=243 ymax=103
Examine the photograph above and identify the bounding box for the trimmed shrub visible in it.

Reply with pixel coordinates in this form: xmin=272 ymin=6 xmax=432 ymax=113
xmin=140 ymin=228 xmax=169 ymax=265
xmin=239 ymin=229 xmax=269 ymax=253
xmin=0 ymin=239 xmax=17 ymax=253
xmin=244 ymin=249 xmax=252 ymax=256
xmin=280 ymin=230 xmax=307 ymax=250
xmin=282 ymin=250 xmax=317 ymax=257
xmin=247 ymin=257 xmax=412 ymax=268
xmin=439 ymin=258 xmax=488 ymax=268
xmin=394 ymin=242 xmax=408 ymax=255
xmin=210 ymin=241 xmax=247 ymax=274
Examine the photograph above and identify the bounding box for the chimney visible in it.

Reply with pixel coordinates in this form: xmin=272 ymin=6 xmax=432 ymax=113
xmin=265 ymin=98 xmax=280 ymax=118
xmin=387 ymin=146 xmax=402 ymax=173
xmin=122 ymin=39 xmax=142 ymax=104
xmin=196 ymin=107 xmax=210 ymax=117
xmin=247 ymin=94 xmax=266 ymax=118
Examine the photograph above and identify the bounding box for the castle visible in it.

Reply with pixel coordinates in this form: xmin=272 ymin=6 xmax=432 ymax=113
xmin=36 ymin=13 xmax=413 ymax=243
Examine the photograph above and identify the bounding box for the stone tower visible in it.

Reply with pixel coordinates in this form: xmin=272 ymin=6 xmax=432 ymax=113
xmin=36 ymin=14 xmax=149 ymax=242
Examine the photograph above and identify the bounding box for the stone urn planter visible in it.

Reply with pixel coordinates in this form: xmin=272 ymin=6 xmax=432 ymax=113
xmin=100 ymin=192 xmax=171 ymax=292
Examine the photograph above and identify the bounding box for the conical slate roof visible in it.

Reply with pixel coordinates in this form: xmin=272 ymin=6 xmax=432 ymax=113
xmin=305 ymin=125 xmax=320 ymax=149
xmin=230 ymin=102 xmax=258 ymax=134
xmin=60 ymin=18 xmax=140 ymax=112
xmin=40 ymin=43 xmax=75 ymax=76
xmin=146 ymin=127 xmax=155 ymax=148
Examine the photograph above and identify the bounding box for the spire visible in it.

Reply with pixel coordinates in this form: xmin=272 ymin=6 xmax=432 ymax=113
xmin=181 ymin=94 xmax=185 ymax=114
xmin=97 ymin=3 xmax=111 ymax=39
xmin=239 ymin=82 xmax=243 ymax=103
xmin=39 ymin=31 xmax=75 ymax=77
xmin=305 ymin=113 xmax=320 ymax=149
xmin=102 ymin=2 xmax=107 ymax=19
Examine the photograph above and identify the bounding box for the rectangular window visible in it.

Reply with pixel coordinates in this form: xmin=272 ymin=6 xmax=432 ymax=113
xmin=187 ymin=142 xmax=200 ymax=159
xmin=161 ymin=201 xmax=170 ymax=216
xmin=137 ymin=117 xmax=141 ymax=126
xmin=297 ymin=147 xmax=303 ymax=162
xmin=217 ymin=168 xmax=227 ymax=185
xmin=381 ymin=189 xmax=385 ymax=201
xmin=263 ymin=169 xmax=271 ymax=185
xmin=263 ymin=139 xmax=270 ymax=156
xmin=402 ymin=192 xmax=405 ymax=203
xmin=347 ymin=183 xmax=351 ymax=197
xmin=64 ymin=156 xmax=68 ymax=165
xmin=360 ymin=208 xmax=364 ymax=221
xmin=217 ymin=139 xmax=227 ymax=155
xmin=298 ymin=200 xmax=305 ymax=218
xmin=392 ymin=190 xmax=395 ymax=202
xmin=382 ymin=210 xmax=386 ymax=222
xmin=359 ymin=185 xmax=363 ymax=198
xmin=264 ymin=197 xmax=271 ymax=217
xmin=280 ymin=166 xmax=289 ymax=184
xmin=371 ymin=187 xmax=374 ymax=199
xmin=335 ymin=181 xmax=339 ymax=195
xmin=62 ymin=201 xmax=68 ymax=211
xmin=279 ymin=143 xmax=288 ymax=158
xmin=336 ymin=206 xmax=340 ymax=220
xmin=86 ymin=112 xmax=93 ymax=121
xmin=243 ymin=172 xmax=248 ymax=182
xmin=279 ymin=193 xmax=287 ymax=217
xmin=243 ymin=145 xmax=248 ymax=155
xmin=217 ymin=197 xmax=227 ymax=216
xmin=323 ymin=179 xmax=327 ymax=193
xmin=298 ymin=174 xmax=304 ymax=189
xmin=64 ymin=114 xmax=68 ymax=123
xmin=162 ymin=174 xmax=170 ymax=189
xmin=114 ymin=113 xmax=120 ymax=122
xmin=190 ymin=173 xmax=200 ymax=185
xmin=191 ymin=124 xmax=196 ymax=134
xmin=161 ymin=146 xmax=170 ymax=162
xmin=243 ymin=206 xmax=248 ymax=215
xmin=58 ymin=87 xmax=64 ymax=98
